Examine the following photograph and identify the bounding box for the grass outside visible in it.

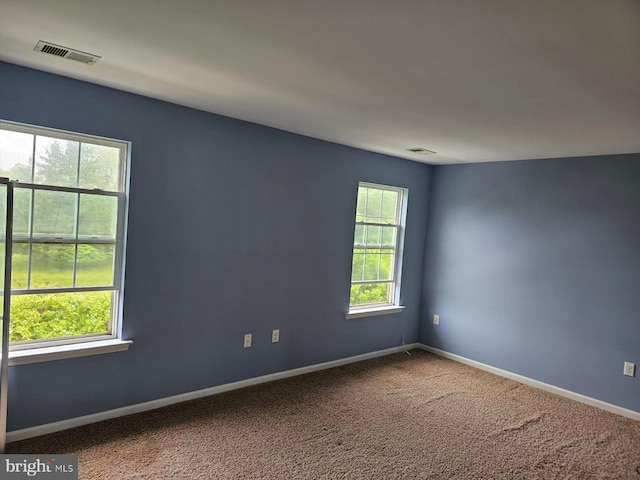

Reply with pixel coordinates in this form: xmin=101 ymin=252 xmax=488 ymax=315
xmin=8 ymin=265 xmax=113 ymax=343
xmin=12 ymin=266 xmax=113 ymax=289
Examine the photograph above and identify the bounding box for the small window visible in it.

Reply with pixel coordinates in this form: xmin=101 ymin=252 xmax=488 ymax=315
xmin=349 ymin=182 xmax=406 ymax=310
xmin=0 ymin=122 xmax=128 ymax=349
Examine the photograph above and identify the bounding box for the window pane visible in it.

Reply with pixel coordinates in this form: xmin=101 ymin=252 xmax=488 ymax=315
xmin=0 ymin=243 xmax=3 ymax=314
xmin=79 ymin=143 xmax=120 ymax=191
xmin=350 ymin=283 xmax=390 ymax=306
xmin=353 ymin=224 xmax=365 ymax=246
xmin=0 ymin=185 xmax=6 ymax=313
xmin=363 ymin=251 xmax=380 ymax=281
xmin=34 ymin=137 xmax=79 ymax=188
xmin=0 ymin=185 xmax=5 ymax=238
xmin=9 ymin=291 xmax=112 ymax=342
xmin=0 ymin=129 xmax=33 ymax=182
xmin=11 ymin=244 xmax=29 ymax=289
xmin=78 ymin=194 xmax=117 ymax=237
xmin=365 ymin=225 xmax=381 ymax=246
xmin=381 ymin=190 xmax=399 ymax=223
xmin=365 ymin=188 xmax=382 ymax=219
xmin=355 ymin=187 xmax=367 ymax=222
xmin=13 ymin=188 xmax=32 ymax=235
xmin=381 ymin=226 xmax=397 ymax=247
xmin=30 ymin=244 xmax=75 ymax=288
xmin=351 ymin=249 xmax=365 ymax=281
xmin=32 ymin=190 xmax=76 ymax=236
xmin=379 ymin=253 xmax=394 ymax=281
xmin=76 ymin=244 xmax=115 ymax=287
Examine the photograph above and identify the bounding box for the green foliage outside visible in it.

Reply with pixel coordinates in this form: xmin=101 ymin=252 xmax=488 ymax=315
xmin=10 ymin=291 xmax=111 ymax=343
xmin=350 ymin=283 xmax=389 ymax=306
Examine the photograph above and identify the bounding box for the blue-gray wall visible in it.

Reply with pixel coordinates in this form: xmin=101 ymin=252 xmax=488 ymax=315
xmin=2 ymin=59 xmax=639 ymax=432
xmin=421 ymin=156 xmax=640 ymax=412
xmin=0 ymin=61 xmax=431 ymax=431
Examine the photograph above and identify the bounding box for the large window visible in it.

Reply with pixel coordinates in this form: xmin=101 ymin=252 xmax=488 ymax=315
xmin=0 ymin=122 xmax=128 ymax=349
xmin=349 ymin=182 xmax=406 ymax=311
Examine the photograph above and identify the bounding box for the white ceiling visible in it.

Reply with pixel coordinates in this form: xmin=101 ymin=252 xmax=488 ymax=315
xmin=1 ymin=0 xmax=639 ymax=164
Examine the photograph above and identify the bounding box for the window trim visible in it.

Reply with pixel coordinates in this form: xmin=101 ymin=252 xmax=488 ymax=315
xmin=345 ymin=305 xmax=406 ymax=319
xmin=347 ymin=182 xmax=408 ymax=316
xmin=0 ymin=119 xmax=131 ymax=353
xmin=8 ymin=338 xmax=132 ymax=366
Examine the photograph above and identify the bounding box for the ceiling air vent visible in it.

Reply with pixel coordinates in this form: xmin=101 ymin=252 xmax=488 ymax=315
xmin=406 ymin=147 xmax=437 ymax=155
xmin=33 ymin=41 xmax=101 ymax=65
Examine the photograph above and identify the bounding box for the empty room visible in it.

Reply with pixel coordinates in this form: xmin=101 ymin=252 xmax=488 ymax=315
xmin=0 ymin=0 xmax=639 ymax=478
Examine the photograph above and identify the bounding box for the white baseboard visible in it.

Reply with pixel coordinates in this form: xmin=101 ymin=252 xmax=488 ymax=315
xmin=7 ymin=343 xmax=419 ymax=443
xmin=419 ymin=344 xmax=640 ymax=421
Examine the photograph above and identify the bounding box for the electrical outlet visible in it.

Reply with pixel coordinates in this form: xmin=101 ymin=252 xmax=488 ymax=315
xmin=243 ymin=333 xmax=252 ymax=348
xmin=272 ymin=329 xmax=280 ymax=343
xmin=433 ymin=314 xmax=440 ymax=325
xmin=623 ymin=361 xmax=635 ymax=377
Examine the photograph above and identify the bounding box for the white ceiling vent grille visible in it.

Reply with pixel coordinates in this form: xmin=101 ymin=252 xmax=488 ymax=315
xmin=33 ymin=41 xmax=101 ymax=65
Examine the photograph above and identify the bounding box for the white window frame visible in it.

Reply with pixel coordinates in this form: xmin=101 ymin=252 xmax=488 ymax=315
xmin=346 ymin=182 xmax=407 ymax=319
xmin=0 ymin=120 xmax=132 ymax=363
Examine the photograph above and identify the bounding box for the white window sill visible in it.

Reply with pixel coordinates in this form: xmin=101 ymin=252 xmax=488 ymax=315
xmin=9 ymin=339 xmax=133 ymax=366
xmin=345 ymin=305 xmax=406 ymax=319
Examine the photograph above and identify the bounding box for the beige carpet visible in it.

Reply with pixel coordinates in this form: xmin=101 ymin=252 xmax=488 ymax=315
xmin=8 ymin=350 xmax=640 ymax=479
